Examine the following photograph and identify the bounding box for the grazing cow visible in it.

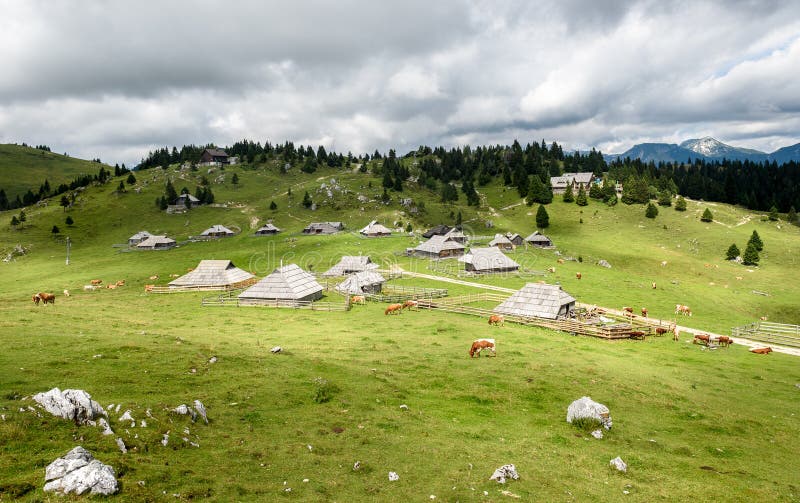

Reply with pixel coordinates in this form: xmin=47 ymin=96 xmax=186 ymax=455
xmin=673 ymin=326 xmax=680 ymax=341
xmin=547 ymin=267 xmax=556 ymax=273
xmin=622 ymin=306 xmax=634 ymax=316
xmin=149 ymin=275 xmax=159 ymax=280
xmin=750 ymin=347 xmax=773 ymax=354
xmin=402 ymin=300 xmax=419 ymax=310
xmin=83 ymin=285 xmax=98 ymax=291
xmin=735 ymin=276 xmax=743 ymax=280
xmin=469 ymin=338 xmax=496 ymax=358
xmin=32 ymin=293 xmax=41 ymax=305
xmin=675 ymin=304 xmax=692 ymax=316
xmin=576 ymin=272 xmax=582 ymax=280
xmin=655 ymin=327 xmax=669 ymax=336
xmin=488 ymin=314 xmax=505 ymax=327
xmin=759 ymin=316 xmax=768 ymax=321
xmin=187 ymin=267 xmax=194 ymax=272
xmin=37 ymin=292 xmax=56 ymax=305
xmin=144 ymin=284 xmax=155 ymax=292
xmin=652 ymin=282 xmax=657 ymax=289
xmin=629 ymin=331 xmax=646 ymax=340
xmin=384 ymin=303 xmax=403 ymax=315
xmin=641 ymin=307 xmax=648 ymax=317
xmin=90 ymin=279 xmax=102 ymax=285
xmin=693 ymin=333 xmax=710 ymax=345
xmin=351 ymin=295 xmax=366 ymax=305
xmin=106 ymin=284 xmax=117 ymax=290
xmin=660 ymin=261 xmax=667 ymax=267
xmin=63 ymin=289 xmax=70 ymax=297
xmin=557 ymin=258 xmax=565 ymax=264
xmin=115 ymin=280 xmax=125 ymax=287
xmin=716 ymin=336 xmax=733 ymax=347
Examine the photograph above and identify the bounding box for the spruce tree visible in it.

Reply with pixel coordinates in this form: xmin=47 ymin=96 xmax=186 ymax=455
xmin=536 ymin=204 xmax=549 ymax=229
xmin=748 ymin=230 xmax=763 ymax=251
xmin=51 ymin=225 xmax=60 ymax=234
xmin=788 ymin=206 xmax=798 ymax=225
xmin=118 ymin=180 xmax=125 ymax=192
xmin=645 ymin=202 xmax=658 ymax=218
xmin=126 ymin=173 xmax=136 ymax=185
xmin=657 ymin=191 xmax=672 ymax=206
xmin=302 ymin=191 xmax=312 ymax=208
xmin=675 ymin=196 xmax=687 ymax=211
xmin=269 ymin=201 xmax=277 ymax=210
xmin=742 ymin=242 xmax=759 ymax=265
xmin=60 ymin=195 xmax=70 ymax=212
xmin=65 ymin=216 xmax=74 ymax=226
xmin=10 ymin=215 xmax=19 ymax=227
xmin=562 ymin=184 xmax=574 ymax=203
xmin=232 ymin=173 xmax=239 ymax=189
xmin=526 ymin=176 xmax=544 ymax=206
xmin=575 ymin=185 xmax=588 ymax=206
xmin=589 ymin=182 xmax=603 ymax=200
xmin=726 ymin=243 xmax=740 ymax=260
xmin=701 ymin=208 xmax=713 ymax=222
xmin=768 ymin=205 xmax=779 ymax=221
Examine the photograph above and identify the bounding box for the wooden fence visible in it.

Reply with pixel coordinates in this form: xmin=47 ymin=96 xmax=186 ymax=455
xmin=365 ymin=284 xmax=448 ymax=303
xmin=201 ymin=290 xmax=349 ymax=311
xmin=416 ymin=293 xmax=666 ymax=340
xmin=146 ymin=278 xmax=258 ymax=294
xmin=731 ymin=321 xmax=800 ymax=348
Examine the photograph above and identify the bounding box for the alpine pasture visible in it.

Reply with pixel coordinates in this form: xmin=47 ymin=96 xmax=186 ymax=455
xmin=1 ymin=160 xmax=800 ymax=501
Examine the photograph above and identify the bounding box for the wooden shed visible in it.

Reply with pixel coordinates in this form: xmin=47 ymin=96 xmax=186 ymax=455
xmin=412 ymin=235 xmax=466 ymax=258
xmin=238 ymin=264 xmax=323 ymax=304
xmin=489 ymin=233 xmax=515 ymax=251
xmin=136 ymin=235 xmax=176 ymax=250
xmin=458 ymin=247 xmax=520 ymax=273
xmin=254 ymin=223 xmax=281 ymax=235
xmin=359 ymin=220 xmax=392 ymax=237
xmin=506 ymin=233 xmax=524 ymax=246
xmin=525 ymin=231 xmax=554 ymax=248
xmin=494 ymin=283 xmax=576 ymax=320
xmin=322 ymin=256 xmax=379 ymax=277
xmin=168 ymin=260 xmax=255 ymax=290
xmin=302 ymin=222 xmax=344 ymax=235
xmin=335 ymin=270 xmax=386 ymax=295
xmin=200 ymin=224 xmax=235 ymax=238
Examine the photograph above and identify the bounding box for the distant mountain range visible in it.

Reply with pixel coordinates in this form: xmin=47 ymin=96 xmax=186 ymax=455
xmin=603 ymin=137 xmax=800 ymax=164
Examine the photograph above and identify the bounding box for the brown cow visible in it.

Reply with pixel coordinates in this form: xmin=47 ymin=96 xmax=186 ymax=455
xmin=37 ymin=292 xmax=56 ymax=305
xmin=716 ymin=336 xmax=733 ymax=347
xmin=469 ymin=339 xmax=496 ymax=358
xmin=115 ymin=280 xmax=125 ymax=287
xmin=675 ymin=304 xmax=692 ymax=316
xmin=629 ymin=331 xmax=646 ymax=340
xmin=693 ymin=333 xmax=710 ymax=345
xmin=384 ymin=303 xmax=403 ymax=315
xmin=149 ymin=275 xmax=159 ymax=280
xmin=651 ymin=282 xmax=657 ymax=289
xmin=622 ymin=306 xmax=634 ymax=316
xmin=106 ymin=284 xmax=117 ymax=290
xmin=750 ymin=347 xmax=773 ymax=354
xmin=402 ymin=300 xmax=419 ymax=310
xmin=144 ymin=284 xmax=155 ymax=292
xmin=32 ymin=293 xmax=41 ymax=305
xmin=90 ymin=279 xmax=102 ymax=285
xmin=641 ymin=307 xmax=648 ymax=317
xmin=655 ymin=327 xmax=669 ymax=336
xmin=759 ymin=316 xmax=768 ymax=321
xmin=576 ymin=272 xmax=582 ymax=280
xmin=488 ymin=314 xmax=505 ymax=327
xmin=557 ymin=258 xmax=565 ymax=264
xmin=351 ymin=295 xmax=366 ymax=305
xmin=547 ymin=267 xmax=556 ymax=273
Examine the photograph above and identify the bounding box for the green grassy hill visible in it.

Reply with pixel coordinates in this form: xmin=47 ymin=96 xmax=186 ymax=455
xmin=0 ymin=144 xmax=108 ymax=201
xmin=1 ymin=158 xmax=799 ymax=500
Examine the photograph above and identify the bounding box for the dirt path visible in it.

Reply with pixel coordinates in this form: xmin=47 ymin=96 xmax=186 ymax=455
xmin=388 ymin=267 xmax=799 ymax=356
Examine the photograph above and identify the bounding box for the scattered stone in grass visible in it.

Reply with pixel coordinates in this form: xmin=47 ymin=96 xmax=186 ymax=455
xmin=190 ymin=368 xmax=197 ymax=374
xmin=209 ymin=356 xmax=218 ymax=364
xmin=1 ymin=414 xmax=5 ymax=421
xmin=115 ymin=404 xmax=120 ymax=414
xmin=623 ymin=490 xmax=630 ymax=494
xmin=183 ymin=427 xmax=190 ymax=435
xmin=610 ymin=457 xmax=627 ymax=473
xmin=161 ymin=433 xmax=169 ymax=446
xmin=93 ymin=354 xmax=102 ymax=359
xmin=399 ymin=404 xmax=409 ymax=410
xmin=44 ymin=446 xmax=118 ymax=496
xmin=193 ymin=400 xmax=208 ymax=424
xmin=591 ymin=429 xmax=604 ymax=439
xmin=270 ymin=346 xmax=282 ymax=354
xmin=597 ymin=259 xmax=612 ymax=268
xmin=303 ymin=479 xmax=309 ymax=483
xmin=98 ymin=418 xmax=114 ymax=436
xmin=388 ymin=471 xmax=399 ymax=481
xmin=307 ymin=445 xmax=313 ymax=452
xmin=430 ymin=495 xmax=436 ymax=500
xmin=173 ymin=404 xmax=197 ymax=422
xmin=146 ymin=408 xmax=153 ymax=418
xmin=107 ymin=403 xmax=114 ymax=411
xmin=500 ymin=489 xmax=521 ymax=498
xmin=567 ymin=396 xmax=612 ymax=430
xmin=116 ymin=438 xmax=127 ymax=454
xmin=33 ymin=388 xmax=106 ymax=425
xmin=795 ymin=383 xmax=800 ymax=389
xmin=138 ymin=481 xmax=145 ymax=487
xmin=119 ymin=410 xmax=134 ymax=423
xmin=140 ymin=420 xmax=147 ymax=428
xmin=489 ymin=464 xmax=519 ymax=484
xmin=353 ymin=461 xmax=361 ymax=471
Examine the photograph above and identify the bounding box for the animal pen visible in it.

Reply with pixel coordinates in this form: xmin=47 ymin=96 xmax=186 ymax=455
xmin=201 ymin=289 xmax=350 ymax=311
xmin=731 ymin=321 xmax=800 ymax=348
xmin=416 ymin=293 xmax=672 ymax=340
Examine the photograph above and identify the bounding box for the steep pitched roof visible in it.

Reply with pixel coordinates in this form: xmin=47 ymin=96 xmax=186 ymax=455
xmin=322 ymin=255 xmax=379 ymax=277
xmin=414 ymin=235 xmax=466 ymax=254
xmin=204 ymin=148 xmax=229 ymax=157
xmin=201 ymin=224 xmax=235 ymax=236
xmin=458 ymin=247 xmax=520 ymax=271
xmin=550 ymin=172 xmax=594 ymax=189
xmin=137 ymin=235 xmax=175 ymax=248
xmin=494 ymin=283 xmax=576 ymax=319
xmin=489 ymin=233 xmax=513 ymax=247
xmin=255 ymin=223 xmax=281 ymax=233
xmin=525 ymin=231 xmax=552 ymax=243
xmin=422 ymin=224 xmax=452 ymax=238
xmin=359 ymin=220 xmax=393 ymax=235
xmin=335 ymin=270 xmax=386 ymax=294
xmin=238 ymin=264 xmax=323 ymax=300
xmin=443 ymin=227 xmax=466 ymax=241
xmin=129 ymin=231 xmax=152 ymax=241
xmin=169 ymin=260 xmax=254 ymax=287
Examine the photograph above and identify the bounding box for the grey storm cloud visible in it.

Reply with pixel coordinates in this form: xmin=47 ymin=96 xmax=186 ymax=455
xmin=0 ymin=0 xmax=799 ymax=164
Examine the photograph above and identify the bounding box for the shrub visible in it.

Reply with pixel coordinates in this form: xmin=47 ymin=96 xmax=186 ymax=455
xmin=51 ymin=225 xmax=60 ymax=234
xmin=269 ymin=200 xmax=277 ymax=210
xmin=645 ymin=202 xmax=658 ymax=218
xmin=748 ymin=230 xmax=763 ymax=251
xmin=701 ymin=208 xmax=713 ymax=222
xmin=570 ymin=417 xmax=604 ymax=432
xmin=65 ymin=216 xmax=74 ymax=226
xmin=312 ymin=377 xmax=338 ymax=404
xmin=742 ymin=242 xmax=759 ymax=266
xmin=768 ymin=206 xmax=779 ymax=221
xmin=725 ymin=243 xmax=740 ymax=260
xmin=675 ymin=196 xmax=687 ymax=211
xmin=536 ymin=204 xmax=549 ymax=229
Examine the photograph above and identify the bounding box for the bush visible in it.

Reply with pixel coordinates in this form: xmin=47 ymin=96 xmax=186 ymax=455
xmin=269 ymin=201 xmax=277 ymax=210
xmin=726 ymin=243 xmax=740 ymax=260
xmin=742 ymin=242 xmax=759 ymax=265
xmin=748 ymin=230 xmax=763 ymax=251
xmin=768 ymin=206 xmax=779 ymax=221
xmin=675 ymin=196 xmax=687 ymax=211
xmin=645 ymin=202 xmax=658 ymax=218
xmin=65 ymin=216 xmax=74 ymax=226
xmin=562 ymin=184 xmax=574 ymax=203
xmin=312 ymin=377 xmax=338 ymax=404
xmin=701 ymin=208 xmax=713 ymax=222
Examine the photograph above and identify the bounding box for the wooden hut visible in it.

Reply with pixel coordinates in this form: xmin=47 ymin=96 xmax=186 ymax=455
xmin=175 ymin=193 xmax=201 ymax=207
xmin=412 ymin=235 xmax=465 ymax=259
xmin=254 ymin=223 xmax=281 ymax=235
xmin=168 ymin=260 xmax=254 ymax=290
xmin=200 ymin=224 xmax=235 ymax=238
xmin=302 ymin=222 xmax=344 ymax=235
xmin=489 ymin=233 xmax=515 ymax=251
xmin=506 ymin=233 xmax=524 ymax=246
xmin=322 ymin=256 xmax=379 ymax=277
xmin=359 ymin=220 xmax=392 ymax=237
xmin=238 ymin=264 xmax=323 ymax=304
xmin=494 ymin=283 xmax=576 ymax=320
xmin=442 ymin=227 xmax=467 ymax=243
xmin=422 ymin=224 xmax=452 ymax=238
xmin=335 ymin=270 xmax=386 ymax=295
xmin=136 ymin=235 xmax=176 ymax=250
xmin=128 ymin=231 xmax=152 ymax=246
xmin=199 ymin=148 xmax=230 ymax=166
xmin=550 ymin=172 xmax=594 ymax=195
xmin=458 ymin=247 xmax=520 ymax=273
xmin=525 ymin=231 xmax=553 ymax=248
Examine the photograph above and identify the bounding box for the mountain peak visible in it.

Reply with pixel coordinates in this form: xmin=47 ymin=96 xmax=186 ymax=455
xmin=679 ymin=137 xmax=766 ymax=159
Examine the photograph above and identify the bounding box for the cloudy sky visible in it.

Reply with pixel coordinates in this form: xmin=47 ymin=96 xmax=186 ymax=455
xmin=1 ymin=0 xmax=799 ymax=166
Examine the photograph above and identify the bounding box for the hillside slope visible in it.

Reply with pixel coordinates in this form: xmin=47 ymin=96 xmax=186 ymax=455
xmin=0 ymin=144 xmax=108 ymax=201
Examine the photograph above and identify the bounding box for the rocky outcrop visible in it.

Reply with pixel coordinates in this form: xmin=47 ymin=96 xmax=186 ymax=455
xmin=489 ymin=464 xmax=519 ymax=484
xmin=43 ymin=447 xmax=118 ymax=496
xmin=567 ymin=396 xmax=613 ymax=430
xmin=32 ymin=388 xmax=106 ymax=425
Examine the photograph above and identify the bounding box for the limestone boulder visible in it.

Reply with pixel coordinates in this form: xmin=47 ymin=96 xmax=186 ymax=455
xmin=566 ymin=396 xmax=613 ymax=430
xmin=32 ymin=388 xmax=106 ymax=425
xmin=43 ymin=447 xmax=118 ymax=496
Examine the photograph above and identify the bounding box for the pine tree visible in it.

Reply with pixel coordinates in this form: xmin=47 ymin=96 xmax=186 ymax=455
xmin=788 ymin=206 xmax=798 ymax=225
xmin=405 ymin=223 xmax=413 ymax=232
xmin=232 ymin=173 xmax=239 ymax=189
xmin=126 ymin=173 xmax=136 ymax=185
xmin=742 ymin=242 xmax=759 ymax=265
xmin=562 ymin=184 xmax=574 ymax=203
xmin=10 ymin=215 xmax=19 ymax=227
xmin=768 ymin=205 xmax=779 ymax=221
xmin=675 ymin=196 xmax=687 ymax=211
xmin=645 ymin=202 xmax=658 ymax=218
xmin=302 ymin=191 xmax=312 ymax=208
xmin=536 ymin=204 xmax=549 ymax=229
xmin=118 ymin=180 xmax=125 ymax=192
xmin=701 ymin=208 xmax=713 ymax=222
xmin=60 ymin=195 xmax=70 ymax=212
xmin=589 ymin=182 xmax=603 ymax=200
xmin=66 ymin=216 xmax=74 ymax=226
xmin=526 ymin=176 xmax=544 ymax=206
xmin=726 ymin=243 xmax=740 ymax=260
xmin=748 ymin=230 xmax=763 ymax=251
xmin=456 ymin=211 xmax=462 ymax=226
xmin=575 ymin=185 xmax=588 ymax=206
xmin=269 ymin=201 xmax=277 ymax=210
xmin=657 ymin=191 xmax=672 ymax=206
xmin=51 ymin=225 xmax=60 ymax=234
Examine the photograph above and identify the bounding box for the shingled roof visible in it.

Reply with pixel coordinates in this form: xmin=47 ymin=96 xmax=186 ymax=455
xmin=169 ymin=260 xmax=254 ymax=288
xmin=200 ymin=224 xmax=235 ymax=237
xmin=335 ymin=270 xmax=386 ymax=294
xmin=458 ymin=247 xmax=520 ymax=272
xmin=413 ymin=235 xmax=466 ymax=254
xmin=322 ymin=256 xmax=379 ymax=277
xmin=238 ymin=264 xmax=323 ymax=301
xmin=489 ymin=233 xmax=514 ymax=247
xmin=254 ymin=223 xmax=281 ymax=235
xmin=359 ymin=220 xmax=393 ymax=236
xmin=494 ymin=283 xmax=576 ymax=319
xmin=137 ymin=235 xmax=176 ymax=249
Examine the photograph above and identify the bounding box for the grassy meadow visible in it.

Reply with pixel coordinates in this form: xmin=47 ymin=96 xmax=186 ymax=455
xmin=1 ymin=160 xmax=800 ymax=501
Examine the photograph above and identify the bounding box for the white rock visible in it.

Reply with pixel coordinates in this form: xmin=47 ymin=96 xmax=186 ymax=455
xmin=98 ymin=418 xmax=114 ymax=436
xmin=173 ymin=404 xmax=197 ymax=421
xmin=388 ymin=471 xmax=399 ymax=481
xmin=489 ymin=464 xmax=519 ymax=484
xmin=116 ymin=438 xmax=127 ymax=454
xmin=118 ymin=410 xmax=134 ymax=423
xmin=145 ymin=408 xmax=154 ymax=418
xmin=193 ymin=400 xmax=208 ymax=424
xmin=115 ymin=404 xmax=120 ymax=414
xmin=140 ymin=420 xmax=147 ymax=428
xmin=591 ymin=429 xmax=604 ymax=439
xmin=303 ymin=479 xmax=309 ymax=483
xmin=161 ymin=433 xmax=169 ymax=446
xmin=353 ymin=461 xmax=361 ymax=471
xmin=270 ymin=346 xmax=282 ymax=353
xmin=32 ymin=388 xmax=107 ymax=425
xmin=43 ymin=446 xmax=118 ymax=495
xmin=610 ymin=456 xmax=627 ymax=473
xmin=209 ymin=356 xmax=218 ymax=364
xmin=399 ymin=404 xmax=409 ymax=410
xmin=106 ymin=403 xmax=114 ymax=411
xmin=567 ymin=396 xmax=613 ymax=430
